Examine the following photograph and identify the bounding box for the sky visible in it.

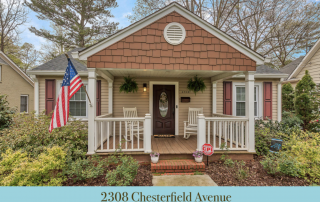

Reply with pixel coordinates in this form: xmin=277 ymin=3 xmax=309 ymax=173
xmin=20 ymin=0 xmax=137 ymax=51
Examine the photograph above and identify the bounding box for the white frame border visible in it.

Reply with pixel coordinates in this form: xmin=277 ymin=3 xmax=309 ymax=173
xmin=149 ymin=81 xmax=179 ymax=136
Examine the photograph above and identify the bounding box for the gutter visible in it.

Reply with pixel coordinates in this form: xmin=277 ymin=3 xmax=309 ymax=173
xmin=233 ymin=74 xmax=288 ymax=79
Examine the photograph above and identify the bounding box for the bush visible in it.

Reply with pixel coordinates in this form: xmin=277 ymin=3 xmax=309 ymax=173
xmin=0 ymin=112 xmax=88 ymax=160
xmin=282 ymin=83 xmax=295 ymax=112
xmin=106 ymin=155 xmax=139 ymax=186
xmin=224 ymin=158 xmax=235 ymax=167
xmin=65 ymin=155 xmax=109 ymax=182
xmin=234 ymin=161 xmax=249 ymax=180
xmin=0 ymin=146 xmax=66 ymax=186
xmin=295 ymin=70 xmax=320 ymax=131
xmin=0 ymin=94 xmax=16 ymax=130
xmin=282 ymin=111 xmax=303 ymax=128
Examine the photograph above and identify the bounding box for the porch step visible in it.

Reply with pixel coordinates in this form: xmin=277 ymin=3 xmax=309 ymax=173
xmin=151 ymin=159 xmax=205 ymax=173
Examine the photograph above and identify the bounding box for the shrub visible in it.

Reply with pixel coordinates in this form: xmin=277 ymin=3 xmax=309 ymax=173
xmin=106 ymin=155 xmax=139 ymax=186
xmin=224 ymin=158 xmax=235 ymax=167
xmin=281 ymin=111 xmax=303 ymax=128
xmin=235 ymin=161 xmax=249 ymax=180
xmin=255 ymin=128 xmax=275 ymax=156
xmin=0 ymin=94 xmax=16 ymax=130
xmin=0 ymin=146 xmax=66 ymax=186
xmin=295 ymin=70 xmax=320 ymax=131
xmin=64 ymin=155 xmax=109 ymax=182
xmin=0 ymin=112 xmax=88 ymax=160
xmin=282 ymin=83 xmax=295 ymax=112
xmin=260 ymin=154 xmax=279 ymax=175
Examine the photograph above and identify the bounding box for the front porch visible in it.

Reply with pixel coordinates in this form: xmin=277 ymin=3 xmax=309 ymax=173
xmin=87 ymin=68 xmax=256 ymax=156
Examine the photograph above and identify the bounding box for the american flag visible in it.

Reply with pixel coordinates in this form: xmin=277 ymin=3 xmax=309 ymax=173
xmin=49 ymin=58 xmax=84 ymax=132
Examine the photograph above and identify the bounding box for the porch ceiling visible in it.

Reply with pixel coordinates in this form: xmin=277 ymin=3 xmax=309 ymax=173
xmin=100 ymin=68 xmax=243 ymax=78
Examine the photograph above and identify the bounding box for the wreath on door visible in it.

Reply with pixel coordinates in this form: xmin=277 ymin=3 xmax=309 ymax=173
xmin=187 ymin=75 xmax=206 ymax=95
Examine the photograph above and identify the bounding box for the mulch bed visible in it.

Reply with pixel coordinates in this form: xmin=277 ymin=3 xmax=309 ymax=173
xmin=206 ymin=156 xmax=310 ymax=186
xmin=63 ymin=165 xmax=153 ymax=186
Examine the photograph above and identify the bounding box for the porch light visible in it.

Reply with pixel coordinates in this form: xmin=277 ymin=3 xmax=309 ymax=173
xmin=143 ymin=83 xmax=147 ymax=92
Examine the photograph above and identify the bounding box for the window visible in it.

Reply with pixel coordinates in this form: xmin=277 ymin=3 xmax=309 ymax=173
xmin=20 ymin=95 xmax=28 ymax=113
xmin=233 ymin=83 xmax=262 ymax=117
xmin=70 ymin=85 xmax=87 ymax=117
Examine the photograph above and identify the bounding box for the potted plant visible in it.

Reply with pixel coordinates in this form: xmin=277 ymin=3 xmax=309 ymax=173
xmin=193 ymin=151 xmax=203 ymax=163
xmin=119 ymin=76 xmax=138 ymax=93
xmin=187 ymin=75 xmax=206 ymax=95
xmin=150 ymin=152 xmax=160 ymax=163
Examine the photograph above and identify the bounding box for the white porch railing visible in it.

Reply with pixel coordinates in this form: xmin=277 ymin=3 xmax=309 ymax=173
xmin=94 ymin=113 xmax=152 ymax=153
xmin=197 ymin=114 xmax=250 ymax=151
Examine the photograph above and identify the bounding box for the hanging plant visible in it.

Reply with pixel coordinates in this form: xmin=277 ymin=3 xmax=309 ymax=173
xmin=119 ymin=76 xmax=138 ymax=93
xmin=187 ymin=75 xmax=206 ymax=95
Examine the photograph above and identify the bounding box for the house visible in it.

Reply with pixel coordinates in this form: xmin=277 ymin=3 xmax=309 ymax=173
xmin=280 ymin=38 xmax=320 ymax=87
xmin=28 ymin=2 xmax=287 ymax=161
xmin=0 ymin=51 xmax=34 ymax=113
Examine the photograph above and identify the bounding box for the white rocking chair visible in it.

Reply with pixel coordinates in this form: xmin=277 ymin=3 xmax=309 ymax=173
xmin=183 ymin=107 xmax=203 ymax=139
xmin=123 ymin=107 xmax=144 ymax=141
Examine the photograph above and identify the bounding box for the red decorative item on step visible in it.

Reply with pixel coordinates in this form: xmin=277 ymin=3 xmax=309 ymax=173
xmin=202 ymin=143 xmax=214 ymax=156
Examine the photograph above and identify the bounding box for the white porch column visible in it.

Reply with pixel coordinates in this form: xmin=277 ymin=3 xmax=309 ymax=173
xmin=245 ymin=72 xmax=255 ymax=152
xmin=144 ymin=113 xmax=152 ymax=153
xmin=30 ymin=75 xmax=39 ymax=116
xmin=277 ymin=78 xmax=284 ymax=122
xmin=212 ymin=81 xmax=217 ymax=114
xmin=197 ymin=114 xmax=206 ymax=151
xmin=108 ymin=81 xmax=113 ymax=114
xmin=87 ymin=68 xmax=97 ymax=155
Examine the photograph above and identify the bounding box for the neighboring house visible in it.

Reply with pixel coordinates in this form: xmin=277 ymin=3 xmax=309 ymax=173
xmin=28 ymin=3 xmax=287 ymax=161
xmin=0 ymin=51 xmax=34 ymax=113
xmin=280 ymin=38 xmax=320 ymax=88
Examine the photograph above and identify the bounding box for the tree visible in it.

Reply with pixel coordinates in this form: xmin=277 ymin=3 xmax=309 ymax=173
xmin=19 ymin=43 xmax=39 ymax=73
xmin=282 ymin=83 xmax=294 ymax=112
xmin=0 ymin=0 xmax=28 ymax=52
xmin=25 ymin=0 xmax=119 ymax=48
xmin=0 ymin=94 xmax=16 ymax=130
xmin=295 ymin=70 xmax=320 ymax=130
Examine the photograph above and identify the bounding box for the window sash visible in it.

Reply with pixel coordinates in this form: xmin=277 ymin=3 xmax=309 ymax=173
xmin=235 ymin=85 xmax=259 ymax=117
xmin=69 ymin=85 xmax=87 ymax=117
xmin=20 ymin=95 xmax=28 ymax=113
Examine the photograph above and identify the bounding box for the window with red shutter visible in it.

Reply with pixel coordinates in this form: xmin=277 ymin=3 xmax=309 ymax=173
xmin=223 ymin=81 xmax=232 ymax=115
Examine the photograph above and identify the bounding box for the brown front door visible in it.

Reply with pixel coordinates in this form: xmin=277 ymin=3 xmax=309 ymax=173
xmin=153 ymin=85 xmax=175 ymax=135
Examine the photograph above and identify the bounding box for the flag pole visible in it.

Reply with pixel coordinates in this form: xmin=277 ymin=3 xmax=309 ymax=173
xmin=65 ymin=54 xmax=92 ymax=106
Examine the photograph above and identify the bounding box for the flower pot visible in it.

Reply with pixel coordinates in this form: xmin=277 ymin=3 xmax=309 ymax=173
xmin=151 ymin=156 xmax=159 ymax=164
xmin=195 ymin=156 xmax=203 ymax=163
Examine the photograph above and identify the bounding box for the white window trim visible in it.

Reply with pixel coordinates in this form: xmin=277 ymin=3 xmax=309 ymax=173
xmin=232 ymin=82 xmax=263 ymax=118
xmin=56 ymin=80 xmax=88 ymax=120
xmin=0 ymin=65 xmax=2 ymax=82
xmin=20 ymin=94 xmax=29 ymax=113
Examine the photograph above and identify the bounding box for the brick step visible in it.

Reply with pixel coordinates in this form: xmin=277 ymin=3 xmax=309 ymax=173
xmin=153 ymin=172 xmax=205 ymax=176
xmin=151 ymin=159 xmax=205 ymax=173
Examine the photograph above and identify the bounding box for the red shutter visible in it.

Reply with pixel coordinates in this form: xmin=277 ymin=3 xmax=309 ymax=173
xmin=45 ymin=79 xmax=55 ymax=115
xmin=223 ymin=81 xmax=232 ymax=115
xmin=96 ymin=80 xmax=101 ymax=116
xmin=264 ymin=82 xmax=272 ymax=119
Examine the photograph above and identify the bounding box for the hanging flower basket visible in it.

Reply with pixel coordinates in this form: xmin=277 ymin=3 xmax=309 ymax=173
xmin=119 ymin=76 xmax=138 ymax=93
xmin=187 ymin=75 xmax=206 ymax=95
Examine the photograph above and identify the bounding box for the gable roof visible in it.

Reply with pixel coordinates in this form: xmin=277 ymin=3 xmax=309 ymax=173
xmin=31 ymin=48 xmax=87 ymax=72
xmin=0 ymin=51 xmax=34 ymax=86
xmin=279 ymin=56 xmax=305 ymax=80
xmin=257 ymin=65 xmax=287 ymax=75
xmin=287 ymin=38 xmax=320 ymax=80
xmin=76 ymin=2 xmax=265 ymax=65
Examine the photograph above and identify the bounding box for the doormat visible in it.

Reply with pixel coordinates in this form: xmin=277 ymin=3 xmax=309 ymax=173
xmin=154 ymin=134 xmax=175 ymax=138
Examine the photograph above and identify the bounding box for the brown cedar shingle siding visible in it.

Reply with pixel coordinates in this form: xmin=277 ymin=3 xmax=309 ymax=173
xmin=88 ymin=12 xmax=256 ymax=71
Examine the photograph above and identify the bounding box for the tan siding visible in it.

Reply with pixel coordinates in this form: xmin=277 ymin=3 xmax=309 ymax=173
xmin=113 ymin=77 xmax=212 ymax=135
xmin=215 ymin=78 xmax=280 ymax=121
xmin=0 ymin=64 xmax=34 ymax=113
xmin=296 ymin=48 xmax=320 ymax=85
xmin=100 ymin=78 xmax=109 ymax=114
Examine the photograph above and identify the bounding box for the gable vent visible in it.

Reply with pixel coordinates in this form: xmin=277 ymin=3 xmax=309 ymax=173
xmin=164 ymin=22 xmax=186 ymax=45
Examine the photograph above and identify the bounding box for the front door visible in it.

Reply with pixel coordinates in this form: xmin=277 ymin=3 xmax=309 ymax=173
xmin=153 ymin=85 xmax=175 ymax=135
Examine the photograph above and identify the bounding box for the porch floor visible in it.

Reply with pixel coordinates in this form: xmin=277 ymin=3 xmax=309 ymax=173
xmin=98 ymin=135 xmax=235 ymax=154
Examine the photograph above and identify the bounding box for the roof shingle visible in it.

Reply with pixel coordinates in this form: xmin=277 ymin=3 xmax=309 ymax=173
xmin=279 ymin=56 xmax=304 ymax=79
xmin=256 ymin=65 xmax=286 ymax=74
